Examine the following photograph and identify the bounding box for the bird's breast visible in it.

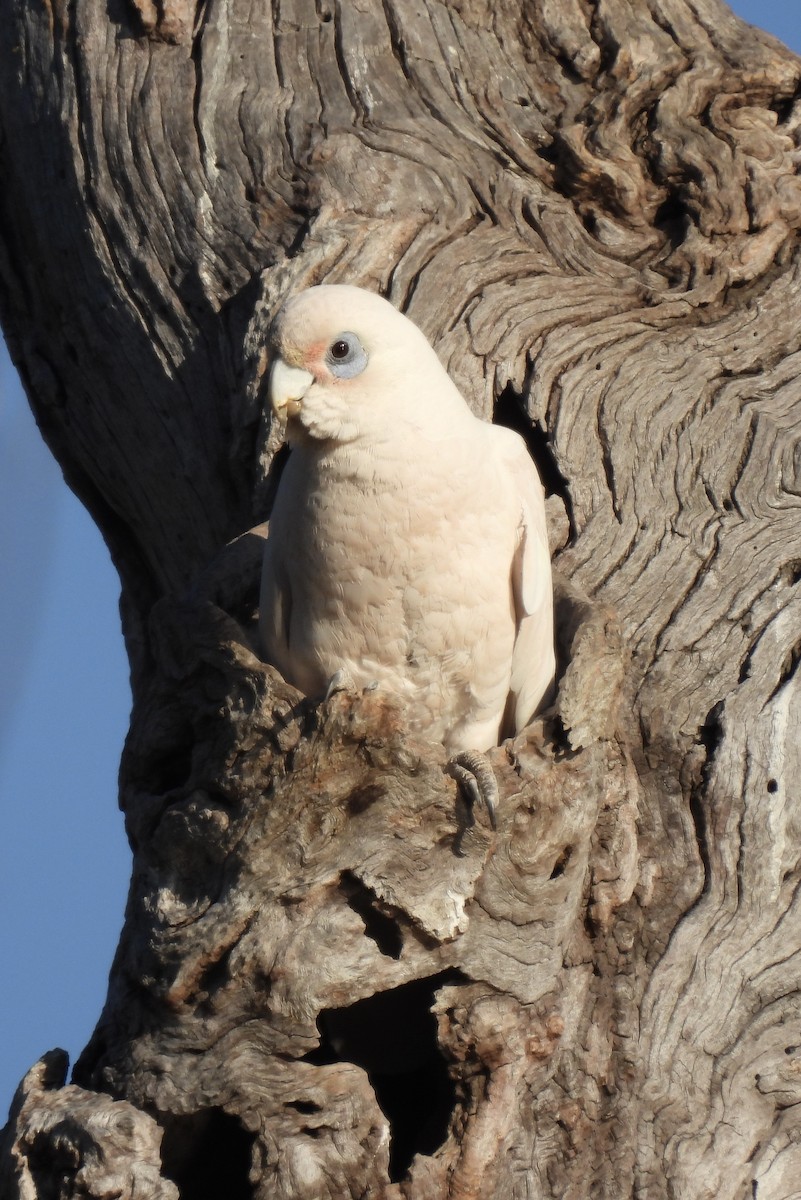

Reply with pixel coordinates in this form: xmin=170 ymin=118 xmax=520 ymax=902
xmin=268 ymin=435 xmax=521 ymax=744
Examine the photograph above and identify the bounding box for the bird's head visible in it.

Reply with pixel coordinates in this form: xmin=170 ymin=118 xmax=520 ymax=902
xmin=268 ymin=284 xmax=468 ymax=445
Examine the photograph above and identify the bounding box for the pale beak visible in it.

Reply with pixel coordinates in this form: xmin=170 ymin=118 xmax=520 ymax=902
xmin=270 ymin=358 xmax=314 ymax=419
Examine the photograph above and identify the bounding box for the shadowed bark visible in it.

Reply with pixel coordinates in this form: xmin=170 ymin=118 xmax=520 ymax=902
xmin=1 ymin=0 xmax=801 ymax=1196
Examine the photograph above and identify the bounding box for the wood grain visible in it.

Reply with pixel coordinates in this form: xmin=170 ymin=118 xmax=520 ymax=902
xmin=1 ymin=0 xmax=800 ymax=1195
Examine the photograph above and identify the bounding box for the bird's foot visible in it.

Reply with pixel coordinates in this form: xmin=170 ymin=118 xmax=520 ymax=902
xmin=324 ymin=668 xmax=357 ymax=701
xmin=446 ymin=750 xmax=498 ymax=830
xmin=324 ymin=670 xmax=379 ymax=702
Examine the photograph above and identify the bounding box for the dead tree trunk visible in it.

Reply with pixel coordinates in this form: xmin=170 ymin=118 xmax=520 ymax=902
xmin=2 ymin=0 xmax=801 ymax=1196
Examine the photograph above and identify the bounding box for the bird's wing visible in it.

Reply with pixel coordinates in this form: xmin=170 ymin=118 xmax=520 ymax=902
xmin=490 ymin=425 xmax=555 ymax=732
xmin=259 ymin=531 xmax=293 ymax=672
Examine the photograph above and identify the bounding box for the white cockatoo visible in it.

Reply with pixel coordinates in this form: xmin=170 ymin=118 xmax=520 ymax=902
xmin=260 ymin=284 xmax=554 ymax=771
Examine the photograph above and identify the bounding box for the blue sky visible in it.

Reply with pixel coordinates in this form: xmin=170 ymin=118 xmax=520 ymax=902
xmin=0 ymin=0 xmax=799 ymax=1123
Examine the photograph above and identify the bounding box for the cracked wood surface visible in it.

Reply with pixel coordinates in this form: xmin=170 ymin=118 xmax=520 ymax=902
xmin=1 ymin=0 xmax=801 ymax=1197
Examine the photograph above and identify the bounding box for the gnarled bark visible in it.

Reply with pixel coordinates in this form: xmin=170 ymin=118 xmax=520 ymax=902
xmin=1 ymin=0 xmax=800 ymax=1196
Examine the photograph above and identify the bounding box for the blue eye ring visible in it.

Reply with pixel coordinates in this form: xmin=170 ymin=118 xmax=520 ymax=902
xmin=325 ymin=332 xmax=368 ymax=379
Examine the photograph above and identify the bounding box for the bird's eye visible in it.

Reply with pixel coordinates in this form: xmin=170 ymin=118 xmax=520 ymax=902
xmin=325 ymin=332 xmax=368 ymax=379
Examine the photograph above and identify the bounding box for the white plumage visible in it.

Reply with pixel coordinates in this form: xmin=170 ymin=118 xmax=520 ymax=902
xmin=260 ymin=285 xmax=554 ymax=753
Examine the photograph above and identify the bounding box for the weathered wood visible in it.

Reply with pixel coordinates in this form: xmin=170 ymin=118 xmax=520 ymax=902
xmin=1 ymin=0 xmax=801 ymax=1196
xmin=0 ymin=1052 xmax=177 ymax=1199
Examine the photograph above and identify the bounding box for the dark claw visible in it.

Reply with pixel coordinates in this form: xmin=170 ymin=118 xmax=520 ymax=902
xmin=446 ymin=750 xmax=498 ymax=830
xmin=324 ymin=670 xmax=378 ymax=702
xmin=324 ymin=668 xmax=356 ymax=701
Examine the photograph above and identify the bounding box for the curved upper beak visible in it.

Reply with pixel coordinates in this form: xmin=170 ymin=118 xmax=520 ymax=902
xmin=270 ymin=357 xmax=314 ymax=419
